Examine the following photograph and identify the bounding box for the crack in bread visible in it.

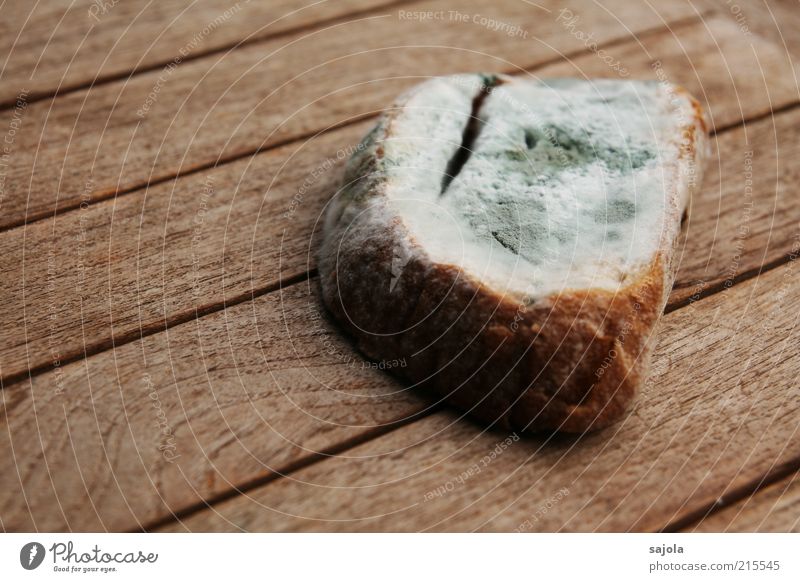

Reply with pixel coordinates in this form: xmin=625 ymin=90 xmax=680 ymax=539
xmin=319 ymin=74 xmax=709 ymax=433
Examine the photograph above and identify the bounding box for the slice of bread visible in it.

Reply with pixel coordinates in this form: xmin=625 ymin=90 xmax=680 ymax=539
xmin=318 ymin=73 xmax=708 ymax=433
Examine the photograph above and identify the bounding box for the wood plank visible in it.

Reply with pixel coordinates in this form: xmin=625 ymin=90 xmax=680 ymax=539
xmin=160 ymin=255 xmax=800 ymax=532
xmin=690 ymin=471 xmax=800 ymax=531
xmin=0 ymin=0 xmax=704 ymax=229
xmin=0 ymin=128 xmax=348 ymax=384
xmin=2 ymin=106 xmax=797 ymax=532
xmin=2 ymin=16 xmax=797 ymax=385
xmin=0 ymin=278 xmax=428 ymax=531
xmin=0 ymin=0 xmax=400 ymax=106
xmin=709 ymin=0 xmax=800 ymax=64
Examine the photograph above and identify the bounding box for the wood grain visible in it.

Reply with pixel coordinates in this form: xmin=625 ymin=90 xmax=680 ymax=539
xmin=0 ymin=278 xmax=430 ymax=531
xmin=710 ymin=0 xmax=800 ymax=65
xmin=3 ymin=0 xmax=799 ymax=534
xmin=160 ymin=254 xmax=800 ymax=532
xmin=2 ymin=103 xmax=798 ymax=532
xmin=0 ymin=0 xmax=704 ymax=230
xmin=2 ymin=16 xmax=797 ymax=386
xmin=690 ymin=471 xmax=800 ymax=531
xmin=0 ymin=0 xmax=402 ymax=106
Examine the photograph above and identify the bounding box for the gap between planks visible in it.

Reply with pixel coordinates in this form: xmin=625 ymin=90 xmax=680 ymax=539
xmin=139 ymin=402 xmax=443 ymax=533
xmin=0 ymin=12 xmax=712 ymax=234
xmin=711 ymin=99 xmax=800 ymax=136
xmin=665 ymin=249 xmax=800 ymax=314
xmin=666 ymin=455 xmax=800 ymax=532
xmin=690 ymin=469 xmax=800 ymax=532
xmin=0 ymin=269 xmax=313 ymax=388
xmin=147 ymin=254 xmax=800 ymax=533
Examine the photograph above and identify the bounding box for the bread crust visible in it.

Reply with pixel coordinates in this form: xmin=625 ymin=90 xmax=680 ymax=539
xmin=319 ymin=75 xmax=708 ymax=433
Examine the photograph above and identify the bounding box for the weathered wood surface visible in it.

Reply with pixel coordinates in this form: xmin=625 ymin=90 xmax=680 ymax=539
xmin=162 ymin=256 xmax=800 ymax=531
xmin=691 ymin=471 xmax=800 ymax=532
xmin=0 ymin=0 xmax=704 ymax=230
xmin=0 ymin=0 xmax=400 ymax=106
xmin=0 ymin=279 xmax=428 ymax=531
xmin=3 ymin=15 xmax=797 ymax=386
xmin=1 ymin=0 xmax=799 ymax=533
xmin=2 ymin=99 xmax=798 ymax=529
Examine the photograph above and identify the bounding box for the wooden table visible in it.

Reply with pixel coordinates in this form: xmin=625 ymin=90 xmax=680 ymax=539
xmin=1 ymin=0 xmax=799 ymax=532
